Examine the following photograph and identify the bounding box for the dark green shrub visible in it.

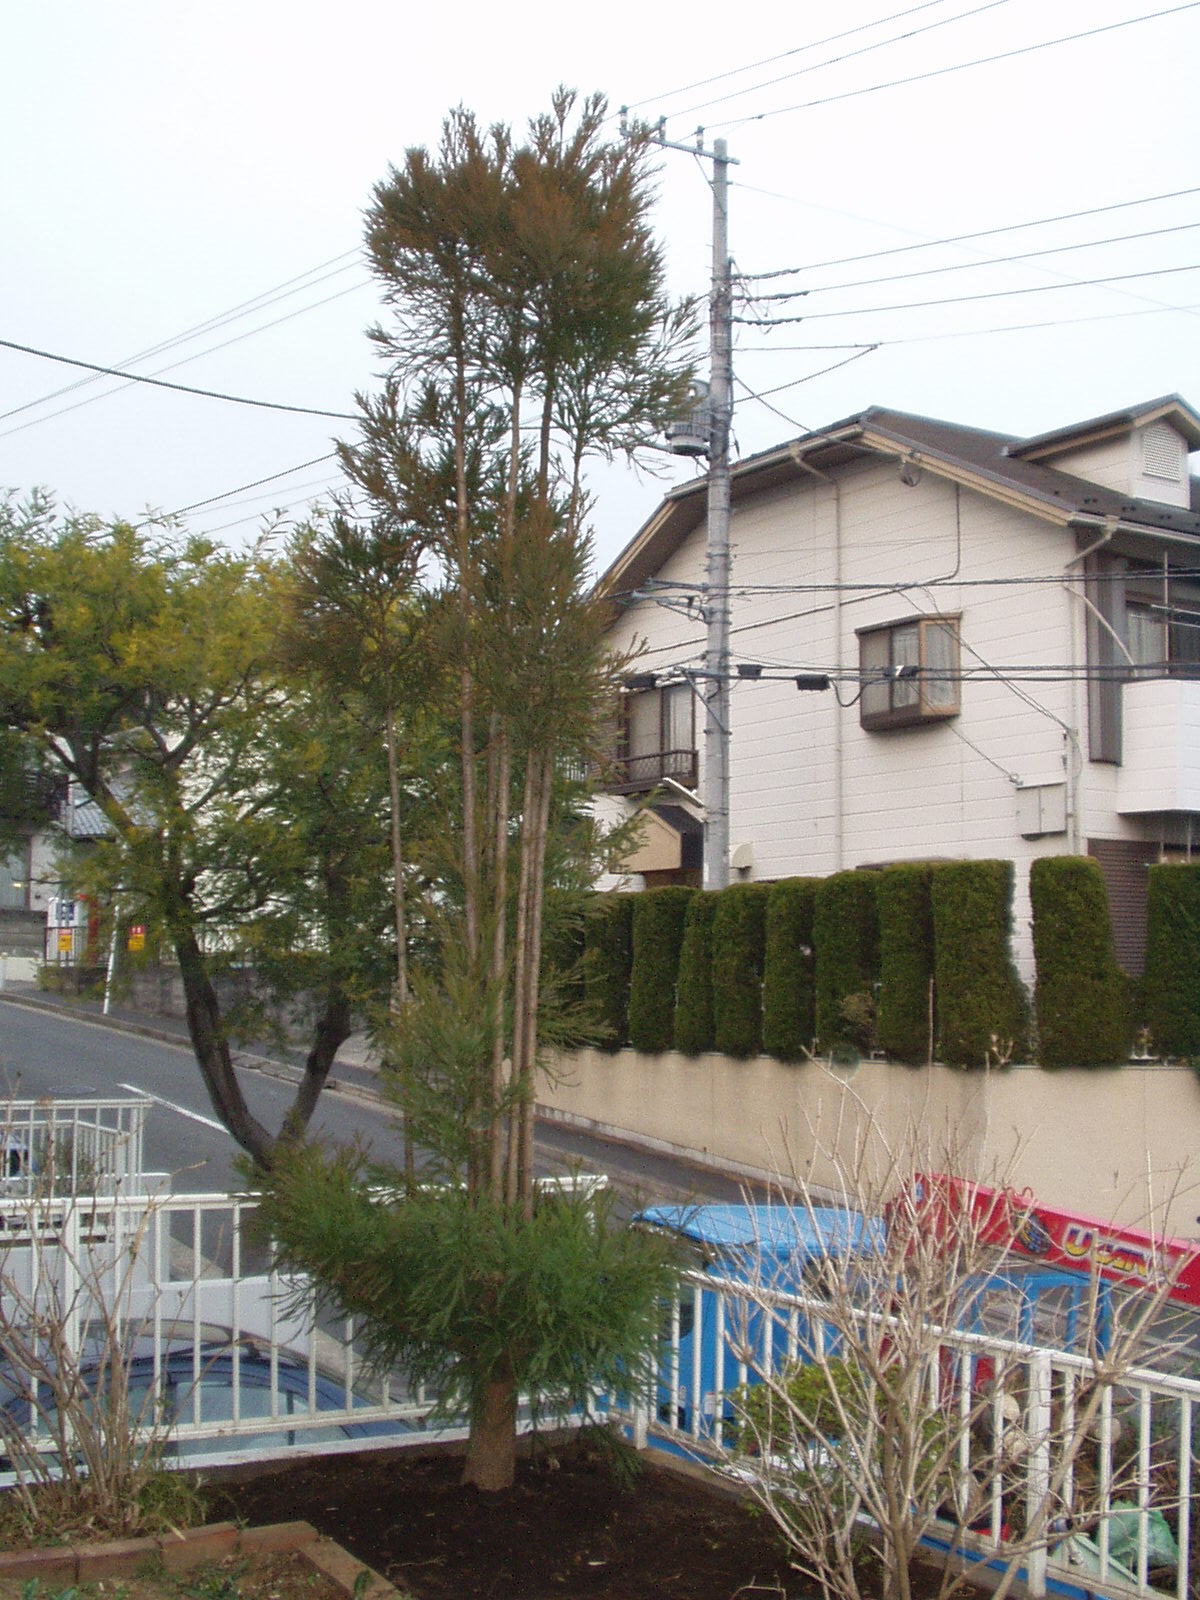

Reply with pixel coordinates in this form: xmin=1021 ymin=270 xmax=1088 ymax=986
xmin=932 ymin=861 xmax=1028 ymax=1068
xmin=762 ymin=878 xmax=819 ymax=1061
xmin=814 ymin=872 xmax=880 ymax=1053
xmin=876 ymin=864 xmax=935 ymax=1066
xmin=583 ymin=894 xmax=634 ymax=1052
xmin=628 ymin=887 xmax=695 ymax=1054
xmin=1030 ymin=856 xmax=1130 ymax=1066
xmin=711 ymin=883 xmax=771 ymax=1058
xmin=1143 ymin=864 xmax=1200 ymax=1057
xmin=674 ymin=892 xmax=716 ymax=1055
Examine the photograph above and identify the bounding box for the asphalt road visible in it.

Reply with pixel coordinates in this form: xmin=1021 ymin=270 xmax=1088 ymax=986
xmin=0 ymin=994 xmax=758 ymax=1207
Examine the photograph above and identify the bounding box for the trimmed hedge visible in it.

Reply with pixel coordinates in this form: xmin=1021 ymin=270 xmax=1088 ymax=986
xmin=814 ymin=871 xmax=880 ymax=1052
xmin=712 ymin=883 xmax=772 ymax=1059
xmin=674 ymin=892 xmax=717 ymax=1055
xmin=628 ymin=887 xmax=695 ymax=1054
xmin=762 ymin=878 xmax=819 ymax=1061
xmin=1030 ymin=856 xmax=1130 ymax=1066
xmin=583 ymin=894 xmax=635 ymax=1052
xmin=544 ymin=889 xmax=588 ymax=1011
xmin=932 ymin=861 xmax=1028 ymax=1068
xmin=1143 ymin=864 xmax=1200 ymax=1057
xmin=876 ymin=864 xmax=935 ymax=1066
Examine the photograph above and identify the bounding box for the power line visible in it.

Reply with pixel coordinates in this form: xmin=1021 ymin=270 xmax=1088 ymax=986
xmin=0 ymin=251 xmax=363 ymax=425
xmin=740 ymin=186 xmax=1200 ymax=280
xmin=621 ymin=0 xmax=966 ymax=113
xmin=160 ymin=453 xmax=342 ymax=522
xmin=741 ymin=221 xmax=1200 ymax=302
xmin=654 ymin=0 xmax=1011 ymax=126
xmin=715 ymin=3 xmax=1200 ymax=129
xmin=734 ymin=261 xmax=1200 ymax=324
xmin=0 ymin=335 xmax=358 ymax=422
xmin=0 ymin=279 xmax=370 ymax=439
xmin=739 ymin=299 xmax=1197 ymax=350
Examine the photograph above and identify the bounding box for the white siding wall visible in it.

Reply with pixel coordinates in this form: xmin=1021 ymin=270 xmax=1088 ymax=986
xmin=604 ymin=457 xmax=1157 ymax=982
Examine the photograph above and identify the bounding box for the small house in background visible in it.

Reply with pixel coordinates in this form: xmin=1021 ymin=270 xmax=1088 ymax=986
xmin=596 ymin=395 xmax=1200 ymax=982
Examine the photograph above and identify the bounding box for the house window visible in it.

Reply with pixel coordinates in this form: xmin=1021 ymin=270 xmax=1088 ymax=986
xmin=857 ymin=616 xmax=961 ymax=731
xmin=615 ymin=683 xmax=696 ymax=791
xmin=1125 ymin=580 xmax=1200 ymax=678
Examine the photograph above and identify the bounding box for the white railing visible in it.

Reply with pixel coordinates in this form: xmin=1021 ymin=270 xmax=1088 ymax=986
xmin=615 ymin=1266 xmax=1200 ymax=1600
xmin=0 ymin=1096 xmax=148 ymax=1196
xmin=0 ymin=1176 xmax=611 ymax=1472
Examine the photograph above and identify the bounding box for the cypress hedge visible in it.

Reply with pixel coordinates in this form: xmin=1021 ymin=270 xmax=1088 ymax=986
xmin=1030 ymin=856 xmax=1130 ymax=1066
xmin=762 ymin=877 xmax=819 ymax=1061
xmin=876 ymin=864 xmax=935 ymax=1065
xmin=583 ymin=893 xmax=635 ymax=1052
xmin=932 ymin=860 xmax=1028 ymax=1067
xmin=674 ymin=892 xmax=717 ymax=1055
xmin=1143 ymin=863 xmax=1200 ymax=1056
xmin=813 ymin=871 xmax=880 ymax=1052
xmin=539 ymin=888 xmax=590 ymax=1038
xmin=628 ymin=887 xmax=695 ymax=1054
xmin=712 ymin=882 xmax=771 ymax=1058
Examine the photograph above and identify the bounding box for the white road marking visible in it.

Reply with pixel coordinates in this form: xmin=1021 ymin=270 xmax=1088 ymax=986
xmin=117 ymin=1082 xmax=227 ymax=1133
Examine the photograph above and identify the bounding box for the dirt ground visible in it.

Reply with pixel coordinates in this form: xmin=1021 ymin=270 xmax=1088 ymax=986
xmin=217 ymin=1438 xmax=805 ymax=1600
xmin=0 ymin=1551 xmax=345 ymax=1600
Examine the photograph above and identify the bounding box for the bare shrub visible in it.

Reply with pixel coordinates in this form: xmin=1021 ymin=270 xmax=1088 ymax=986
xmin=0 ymin=1122 xmax=191 ymax=1541
xmin=711 ymin=1110 xmax=1187 ymax=1600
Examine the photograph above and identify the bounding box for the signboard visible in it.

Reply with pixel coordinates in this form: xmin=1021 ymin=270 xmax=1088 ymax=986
xmin=127 ymin=925 xmax=146 ymax=952
xmin=56 ymin=929 xmax=74 ymax=954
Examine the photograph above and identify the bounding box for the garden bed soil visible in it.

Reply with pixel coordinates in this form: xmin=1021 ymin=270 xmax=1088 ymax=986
xmin=0 ymin=1550 xmax=348 ymax=1600
xmin=216 ymin=1439 xmax=973 ymax=1600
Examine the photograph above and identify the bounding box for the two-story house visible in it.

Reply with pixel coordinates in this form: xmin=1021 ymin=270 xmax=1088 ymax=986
xmin=597 ymin=395 xmax=1200 ymax=982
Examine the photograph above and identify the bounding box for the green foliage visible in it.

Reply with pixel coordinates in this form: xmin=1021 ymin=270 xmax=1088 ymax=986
xmin=1143 ymin=864 xmax=1200 ymax=1056
xmin=1030 ymin=856 xmax=1130 ymax=1066
xmin=932 ymin=860 xmax=1028 ymax=1067
xmin=875 ymin=865 xmax=935 ymax=1065
xmin=761 ymin=878 xmax=819 ymax=1062
xmin=735 ymin=1356 xmax=860 ymax=1452
xmin=628 ymin=887 xmax=694 ymax=1053
xmin=814 ymin=872 xmax=880 ymax=1053
xmin=712 ymin=883 xmax=771 ymax=1058
xmin=584 ymin=894 xmax=635 ymax=1051
xmin=254 ymin=1142 xmax=681 ymax=1431
xmin=540 ymin=888 xmax=590 ymax=1015
xmin=674 ymin=892 xmax=716 ymax=1055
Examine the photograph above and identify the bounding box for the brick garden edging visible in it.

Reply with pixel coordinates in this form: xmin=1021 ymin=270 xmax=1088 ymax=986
xmin=0 ymin=1519 xmax=397 ymax=1599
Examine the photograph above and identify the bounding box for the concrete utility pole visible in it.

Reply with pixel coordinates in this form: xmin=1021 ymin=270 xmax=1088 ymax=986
xmin=635 ymin=114 xmax=737 ymax=889
xmin=704 ymin=138 xmax=733 ymax=892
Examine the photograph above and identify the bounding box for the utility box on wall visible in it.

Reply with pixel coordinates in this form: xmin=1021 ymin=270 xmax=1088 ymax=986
xmin=1017 ymin=782 xmax=1067 ymax=838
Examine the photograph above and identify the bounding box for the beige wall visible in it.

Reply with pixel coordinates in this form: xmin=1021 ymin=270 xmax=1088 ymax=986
xmin=541 ymin=1049 xmax=1200 ymax=1239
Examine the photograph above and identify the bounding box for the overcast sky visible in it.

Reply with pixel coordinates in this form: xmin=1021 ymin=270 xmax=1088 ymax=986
xmin=2 ymin=0 xmax=1197 ymax=574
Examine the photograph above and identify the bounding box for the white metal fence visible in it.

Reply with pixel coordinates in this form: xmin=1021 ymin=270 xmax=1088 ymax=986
xmin=0 ymin=1096 xmax=148 ymax=1195
xmin=612 ymin=1265 xmax=1200 ymax=1600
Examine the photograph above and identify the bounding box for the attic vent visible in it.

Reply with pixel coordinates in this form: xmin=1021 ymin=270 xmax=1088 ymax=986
xmin=1143 ymin=422 xmax=1183 ymax=482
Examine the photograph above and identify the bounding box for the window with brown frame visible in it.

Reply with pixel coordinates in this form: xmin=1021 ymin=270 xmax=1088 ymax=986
xmin=612 ymin=683 xmax=697 ymax=792
xmin=857 ymin=615 xmax=961 ymax=731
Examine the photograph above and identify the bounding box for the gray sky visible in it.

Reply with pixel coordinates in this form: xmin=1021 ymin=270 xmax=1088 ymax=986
xmin=2 ymin=0 xmax=1197 ymax=573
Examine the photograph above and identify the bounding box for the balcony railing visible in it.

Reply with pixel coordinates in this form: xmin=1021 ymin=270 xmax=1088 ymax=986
xmin=1117 ymin=678 xmax=1200 ymax=814
xmin=607 ymin=748 xmax=698 ymax=795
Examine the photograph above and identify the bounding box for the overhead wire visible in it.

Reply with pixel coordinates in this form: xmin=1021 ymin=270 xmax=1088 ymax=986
xmin=740 ymin=221 xmax=1200 ymax=302
xmin=649 ymin=0 xmax=1013 ymax=125
xmin=733 ymin=262 xmax=1200 ymax=324
xmin=712 ymin=3 xmax=1200 ymax=129
xmin=740 ymin=186 xmax=1200 ymax=280
xmin=619 ymin=0 xmax=973 ymax=113
xmin=0 ymin=335 xmax=358 ymax=422
xmin=0 ymin=250 xmax=364 ymax=425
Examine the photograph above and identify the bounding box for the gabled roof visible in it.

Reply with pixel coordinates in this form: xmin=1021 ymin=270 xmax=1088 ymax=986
xmin=601 ymin=401 xmax=1200 ymax=604
xmin=1006 ymin=394 xmax=1200 ymax=461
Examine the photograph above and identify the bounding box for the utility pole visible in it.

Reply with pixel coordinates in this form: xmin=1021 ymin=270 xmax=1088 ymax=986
xmin=632 ymin=115 xmax=737 ymax=889
xmin=704 ymin=138 xmax=733 ymax=891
